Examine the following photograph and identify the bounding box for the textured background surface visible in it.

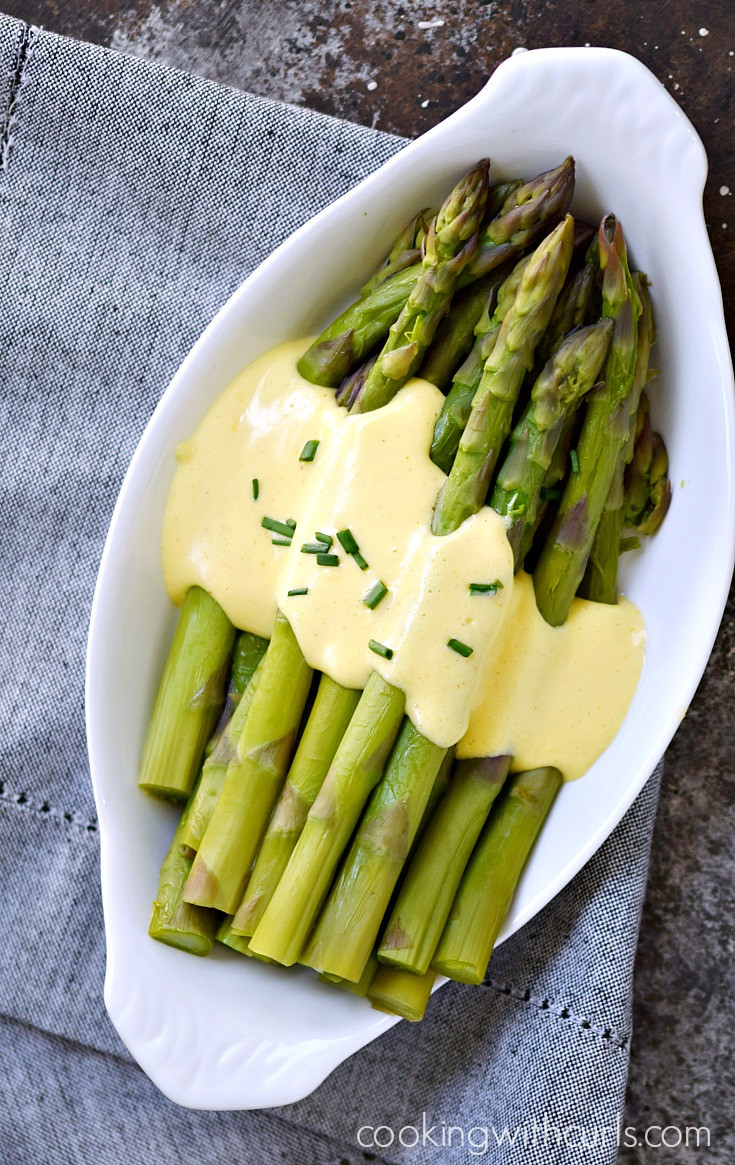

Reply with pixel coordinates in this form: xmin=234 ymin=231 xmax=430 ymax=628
xmin=5 ymin=1 xmax=734 ymax=1159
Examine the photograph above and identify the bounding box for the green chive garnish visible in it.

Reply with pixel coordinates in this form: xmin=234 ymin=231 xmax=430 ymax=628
xmin=301 ymin=542 xmax=327 ymax=554
xmin=299 ymin=439 xmax=320 ymax=462
xmin=469 ymin=581 xmax=503 ymax=596
xmin=363 ymin=581 xmax=388 ymax=609
xmin=352 ymin=551 xmax=369 ymax=571
xmin=540 ymin=486 xmax=561 ymax=501
xmin=288 ymin=587 xmax=309 ymax=597
xmin=286 ymin=518 xmax=297 ymax=531
xmin=272 ymin=537 xmax=292 ymax=547
xmin=448 ymin=638 xmax=473 ymax=658
xmin=315 ymin=532 xmax=333 ymax=547
xmin=262 ymin=516 xmax=293 ymax=538
xmin=336 ymin=528 xmax=359 ymax=554
xmin=252 ymin=478 xmax=259 ymax=500
xmin=369 ymin=639 xmax=394 ymax=660
xmin=316 ymin=553 xmax=340 ymax=566
xmin=570 ymin=449 xmax=580 ymax=474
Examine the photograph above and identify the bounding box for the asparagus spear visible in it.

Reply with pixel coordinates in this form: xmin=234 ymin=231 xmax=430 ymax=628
xmin=418 ymin=273 xmax=504 ymax=391
xmin=360 ymin=208 xmax=432 ymax=296
xmin=148 ymin=800 xmax=220 ymax=955
xmin=432 ymin=215 xmax=575 ymax=534
xmin=368 ymin=965 xmax=436 ymax=1022
xmin=354 ymin=160 xmax=490 ymax=413
xmin=297 ymin=264 xmax=422 ymax=387
xmin=533 ymin=216 xmax=641 ymax=625
xmin=432 ymin=767 xmax=562 ymax=983
xmin=230 ymin=674 xmax=360 ymax=936
xmin=319 ymin=954 xmax=379 ymax=997
xmin=301 ymin=721 xmax=447 ymax=981
xmin=179 ymin=639 xmax=267 ymax=854
xmin=378 ymin=755 xmax=510 ymax=976
xmin=492 ymin=317 xmax=614 ymax=566
xmin=138 ymin=587 xmax=236 ymax=801
xmin=580 ymin=274 xmax=654 ymax=603
xmin=429 ymin=257 xmax=528 ymax=472
xmin=248 ymin=673 xmax=405 ymax=965
xmin=335 ymin=355 xmax=377 ymax=409
xmin=297 ymin=160 xmax=574 ymax=388
xmin=623 ymin=390 xmax=672 ymax=536
xmin=464 ymin=157 xmax=575 ymax=281
xmin=183 ymin=613 xmax=313 ymax=913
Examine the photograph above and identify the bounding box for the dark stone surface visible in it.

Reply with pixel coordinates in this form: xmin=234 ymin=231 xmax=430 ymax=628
xmin=6 ymin=0 xmax=735 ymax=1158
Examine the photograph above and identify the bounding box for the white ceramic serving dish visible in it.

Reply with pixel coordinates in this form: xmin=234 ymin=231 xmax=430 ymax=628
xmin=86 ymin=46 xmax=735 ymax=1109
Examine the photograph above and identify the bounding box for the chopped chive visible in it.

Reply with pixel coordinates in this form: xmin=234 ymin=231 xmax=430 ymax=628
xmin=447 ymin=638 xmax=473 ymax=658
xmin=315 ymin=531 xmax=333 ymax=547
xmin=316 ymin=553 xmax=340 ymax=567
xmin=469 ymin=580 xmax=504 ymax=596
xmin=369 ymin=639 xmax=394 ymax=660
xmin=262 ymin=516 xmax=294 ymax=538
xmin=539 ymin=486 xmax=561 ymax=501
xmin=363 ymin=581 xmax=388 ymax=609
xmin=288 ymin=587 xmax=309 ymax=597
xmin=286 ymin=518 xmax=297 ymax=531
xmin=352 ymin=551 xmax=369 ymax=572
xmin=271 ymin=537 xmax=292 ymax=547
xmin=301 ymin=542 xmax=327 ymax=554
xmin=252 ymin=478 xmax=259 ymax=500
xmin=336 ymin=528 xmax=359 ymax=555
xmin=299 ymin=439 xmax=320 ymax=462
xmin=570 ymin=449 xmax=580 ymax=475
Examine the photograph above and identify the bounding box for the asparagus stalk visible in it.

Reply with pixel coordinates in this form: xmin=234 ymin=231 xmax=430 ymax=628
xmin=248 ymin=673 xmax=405 ymax=965
xmin=335 ymin=356 xmax=376 ymax=409
xmin=297 ymin=160 xmax=574 ymax=388
xmin=463 ymin=157 xmax=575 ymax=281
xmin=378 ymin=755 xmax=510 ymax=976
xmin=432 ymin=215 xmax=575 ymax=534
xmin=533 ymin=216 xmax=641 ymax=625
xmin=183 ymin=613 xmax=313 ymax=913
xmin=297 ymin=265 xmax=422 ymax=387
xmin=216 ymin=916 xmax=253 ymax=956
xmin=580 ymin=274 xmax=654 ymax=603
xmin=368 ymin=965 xmax=436 ymax=1022
xmin=354 ymin=160 xmax=490 ymax=413
xmin=230 ymin=674 xmax=360 ymax=936
xmin=148 ymin=801 xmax=220 ymax=955
xmin=432 ymin=767 xmax=562 ymax=983
xmin=623 ymin=390 xmax=672 ymax=536
xmin=319 ymin=954 xmax=379 ymax=997
xmin=179 ymin=641 xmax=267 ymax=854
xmin=492 ymin=317 xmax=614 ymax=566
xmin=360 ymin=208 xmax=432 ymax=295
xmin=429 ymin=256 xmax=529 ymax=472
xmin=418 ymin=273 xmax=503 ymax=391
xmin=138 ymin=587 xmax=236 ymax=801
xmin=300 ymin=721 xmax=447 ymax=981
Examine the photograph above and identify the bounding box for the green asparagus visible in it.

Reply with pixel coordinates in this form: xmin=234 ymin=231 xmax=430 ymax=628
xmin=230 ymin=674 xmax=360 ymax=936
xmin=301 ymin=721 xmax=447 ymax=981
xmin=433 ymin=215 xmax=575 ymax=534
xmin=432 ymin=767 xmax=562 ymax=983
xmin=138 ymin=587 xmax=236 ymax=801
xmin=533 ymin=216 xmax=641 ymax=624
xmin=354 ymin=160 xmax=490 ymax=412
xmin=183 ymin=613 xmax=313 ymax=913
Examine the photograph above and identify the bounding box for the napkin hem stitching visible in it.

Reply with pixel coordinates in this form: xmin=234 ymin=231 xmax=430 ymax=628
xmin=1 ymin=20 xmax=36 ymax=171
xmin=0 ymin=781 xmax=98 ymax=834
xmin=484 ymin=975 xmax=628 ymax=1049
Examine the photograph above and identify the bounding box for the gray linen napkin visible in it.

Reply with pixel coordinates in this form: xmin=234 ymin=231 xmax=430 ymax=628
xmin=0 ymin=14 xmax=663 ymax=1164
